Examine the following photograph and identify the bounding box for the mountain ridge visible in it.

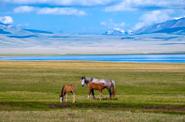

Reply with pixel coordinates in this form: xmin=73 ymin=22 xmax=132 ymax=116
xmin=135 ymin=17 xmax=185 ymax=35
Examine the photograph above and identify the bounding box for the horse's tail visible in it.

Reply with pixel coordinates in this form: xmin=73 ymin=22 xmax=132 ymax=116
xmin=60 ymin=85 xmax=65 ymax=97
xmin=111 ymin=80 xmax=116 ymax=97
xmin=59 ymin=85 xmax=65 ymax=102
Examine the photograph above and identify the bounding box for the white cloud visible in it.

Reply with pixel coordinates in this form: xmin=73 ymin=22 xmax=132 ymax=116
xmin=133 ymin=10 xmax=173 ymax=31
xmin=105 ymin=0 xmax=185 ymax=12
xmin=101 ymin=19 xmax=126 ymax=32
xmin=13 ymin=6 xmax=86 ymax=16
xmin=14 ymin=6 xmax=34 ymax=13
xmin=174 ymin=16 xmax=185 ymax=20
xmin=105 ymin=0 xmax=137 ymax=12
xmin=3 ymin=0 xmax=112 ymax=6
xmin=37 ymin=8 xmax=86 ymax=16
xmin=0 ymin=16 xmax=14 ymax=24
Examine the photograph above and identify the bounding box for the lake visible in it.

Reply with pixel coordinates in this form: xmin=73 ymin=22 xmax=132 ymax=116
xmin=0 ymin=54 xmax=185 ymax=63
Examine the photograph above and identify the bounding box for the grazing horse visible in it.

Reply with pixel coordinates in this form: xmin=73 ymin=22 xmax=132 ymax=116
xmin=81 ymin=76 xmax=116 ymax=99
xmin=59 ymin=84 xmax=76 ymax=103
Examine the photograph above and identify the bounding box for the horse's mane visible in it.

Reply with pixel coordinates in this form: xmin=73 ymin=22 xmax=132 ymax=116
xmin=85 ymin=77 xmax=93 ymax=82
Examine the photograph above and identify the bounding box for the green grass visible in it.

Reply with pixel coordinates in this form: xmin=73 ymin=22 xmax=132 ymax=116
xmin=0 ymin=110 xmax=185 ymax=122
xmin=0 ymin=61 xmax=185 ymax=121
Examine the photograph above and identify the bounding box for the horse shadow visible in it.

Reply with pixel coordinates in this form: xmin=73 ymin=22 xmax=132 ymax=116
xmin=49 ymin=97 xmax=118 ymax=109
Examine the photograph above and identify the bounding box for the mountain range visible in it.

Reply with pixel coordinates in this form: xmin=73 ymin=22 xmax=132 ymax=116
xmin=135 ymin=17 xmax=185 ymax=35
xmin=1 ymin=17 xmax=185 ymax=38
xmin=104 ymin=17 xmax=185 ymax=36
xmin=0 ymin=22 xmax=53 ymax=39
xmin=0 ymin=17 xmax=185 ymax=54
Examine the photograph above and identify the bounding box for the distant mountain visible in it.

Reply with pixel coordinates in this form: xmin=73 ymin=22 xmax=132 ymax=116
xmin=8 ymin=35 xmax=38 ymax=38
xmin=136 ymin=17 xmax=185 ymax=35
xmin=104 ymin=30 xmax=123 ymax=36
xmin=103 ymin=28 xmax=128 ymax=36
xmin=0 ymin=21 xmax=185 ymax=54
xmin=0 ymin=22 xmax=12 ymax=34
xmin=0 ymin=22 xmax=53 ymax=39
xmin=23 ymin=28 xmax=53 ymax=34
xmin=0 ymin=29 xmax=11 ymax=34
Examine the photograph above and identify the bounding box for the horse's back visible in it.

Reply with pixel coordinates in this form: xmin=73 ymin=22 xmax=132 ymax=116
xmin=64 ymin=84 xmax=75 ymax=92
xmin=92 ymin=78 xmax=114 ymax=88
xmin=88 ymin=82 xmax=106 ymax=90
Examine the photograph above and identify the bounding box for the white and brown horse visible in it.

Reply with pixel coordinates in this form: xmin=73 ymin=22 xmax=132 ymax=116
xmin=59 ymin=84 xmax=76 ymax=103
xmin=81 ymin=76 xmax=116 ymax=99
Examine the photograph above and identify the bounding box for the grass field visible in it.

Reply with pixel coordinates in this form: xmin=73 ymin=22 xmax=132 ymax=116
xmin=0 ymin=61 xmax=185 ymax=122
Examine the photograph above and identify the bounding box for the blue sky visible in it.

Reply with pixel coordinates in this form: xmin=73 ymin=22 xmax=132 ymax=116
xmin=0 ymin=0 xmax=185 ymax=34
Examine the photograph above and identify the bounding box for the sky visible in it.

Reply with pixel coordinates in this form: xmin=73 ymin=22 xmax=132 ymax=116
xmin=0 ymin=0 xmax=185 ymax=34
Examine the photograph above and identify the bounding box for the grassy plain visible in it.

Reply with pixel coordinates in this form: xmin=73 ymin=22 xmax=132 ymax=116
xmin=0 ymin=61 xmax=185 ymax=121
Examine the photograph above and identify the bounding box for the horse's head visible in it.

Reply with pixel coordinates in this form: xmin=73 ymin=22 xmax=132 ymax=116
xmin=81 ymin=76 xmax=86 ymax=87
xmin=81 ymin=76 xmax=92 ymax=87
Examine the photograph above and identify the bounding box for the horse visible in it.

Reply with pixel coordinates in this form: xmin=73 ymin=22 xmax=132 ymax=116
xmin=59 ymin=84 xmax=76 ymax=103
xmin=81 ymin=76 xmax=116 ymax=99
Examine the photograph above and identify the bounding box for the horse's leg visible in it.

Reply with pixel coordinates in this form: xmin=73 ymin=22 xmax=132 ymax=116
xmin=60 ymin=91 xmax=64 ymax=103
xmin=61 ymin=92 xmax=66 ymax=102
xmin=60 ymin=95 xmax=64 ymax=103
xmin=108 ymin=88 xmax=112 ymax=99
xmin=101 ymin=90 xmax=103 ymax=100
xmin=65 ymin=93 xmax=68 ymax=102
xmin=72 ymin=92 xmax=76 ymax=103
xmin=88 ymin=89 xmax=91 ymax=99
xmin=98 ymin=89 xmax=103 ymax=100
xmin=92 ymin=89 xmax=95 ymax=99
xmin=60 ymin=94 xmax=63 ymax=103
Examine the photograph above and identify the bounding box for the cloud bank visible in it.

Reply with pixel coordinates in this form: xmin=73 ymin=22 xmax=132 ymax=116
xmin=37 ymin=8 xmax=86 ymax=16
xmin=105 ymin=0 xmax=185 ymax=12
xmin=13 ymin=6 xmax=86 ymax=16
xmin=2 ymin=0 xmax=113 ymax=6
xmin=14 ymin=6 xmax=35 ymax=13
xmin=133 ymin=10 xmax=173 ymax=30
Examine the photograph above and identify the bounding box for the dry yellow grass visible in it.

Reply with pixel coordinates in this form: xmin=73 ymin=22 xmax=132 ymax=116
xmin=0 ymin=110 xmax=185 ymax=122
xmin=0 ymin=61 xmax=185 ymax=71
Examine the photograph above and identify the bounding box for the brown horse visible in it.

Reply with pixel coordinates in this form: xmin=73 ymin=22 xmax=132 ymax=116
xmin=59 ymin=84 xmax=76 ymax=103
xmin=81 ymin=76 xmax=116 ymax=99
xmin=87 ymin=82 xmax=107 ymax=99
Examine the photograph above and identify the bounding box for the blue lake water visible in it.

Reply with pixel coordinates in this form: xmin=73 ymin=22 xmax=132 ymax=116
xmin=0 ymin=54 xmax=185 ymax=63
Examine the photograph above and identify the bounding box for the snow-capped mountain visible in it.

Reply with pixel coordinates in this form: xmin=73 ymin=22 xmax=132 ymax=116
xmin=135 ymin=17 xmax=185 ymax=35
xmin=103 ymin=28 xmax=129 ymax=35
xmin=0 ymin=22 xmax=53 ymax=39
